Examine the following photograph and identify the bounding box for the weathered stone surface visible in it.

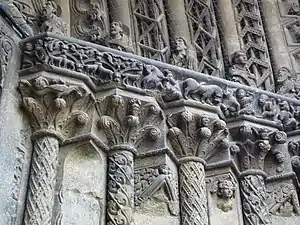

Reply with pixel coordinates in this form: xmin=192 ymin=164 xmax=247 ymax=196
xmin=3 ymin=1 xmax=300 ymax=225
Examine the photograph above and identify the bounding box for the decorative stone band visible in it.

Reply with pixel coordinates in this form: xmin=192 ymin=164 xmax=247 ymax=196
xmin=239 ymin=170 xmax=271 ymax=225
xmin=178 ymin=157 xmax=208 ymax=225
xmin=19 ymin=33 xmax=300 ymax=132
xmin=106 ymin=145 xmax=137 ymax=225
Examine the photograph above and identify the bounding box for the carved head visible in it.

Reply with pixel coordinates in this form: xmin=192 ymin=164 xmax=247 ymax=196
xmin=174 ymin=37 xmax=187 ymax=52
xmin=110 ymin=21 xmax=123 ymax=36
xmin=275 ymin=152 xmax=285 ymax=163
xmin=42 ymin=1 xmax=58 ymax=19
xmin=217 ymin=180 xmax=235 ymax=199
xmin=277 ymin=67 xmax=292 ymax=83
xmin=231 ymin=50 xmax=247 ymax=66
xmin=290 ymin=22 xmax=300 ymax=41
xmin=199 ymin=115 xmax=210 ymax=127
xmin=258 ymin=94 xmax=269 ymax=106
xmin=236 ymin=88 xmax=246 ymax=99
xmin=279 ymin=100 xmax=290 ymax=111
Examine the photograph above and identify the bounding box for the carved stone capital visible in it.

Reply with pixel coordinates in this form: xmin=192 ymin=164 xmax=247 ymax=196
xmin=18 ymin=76 xmax=95 ymax=140
xmin=233 ymin=125 xmax=286 ymax=172
xmin=167 ymin=111 xmax=229 ymax=161
xmin=96 ymin=94 xmax=164 ymax=151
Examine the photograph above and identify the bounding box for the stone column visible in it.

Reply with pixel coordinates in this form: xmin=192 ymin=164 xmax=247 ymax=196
xmin=239 ymin=171 xmax=271 ymax=225
xmin=216 ymin=0 xmax=240 ymax=56
xmin=24 ymin=135 xmax=59 ymax=225
xmin=179 ymin=157 xmax=208 ymax=225
xmin=18 ymin=76 xmax=94 ymax=225
xmin=164 ymin=0 xmax=191 ymax=44
xmin=259 ymin=0 xmax=292 ymax=72
xmin=106 ymin=145 xmax=135 ymax=225
xmin=108 ymin=0 xmax=132 ymax=34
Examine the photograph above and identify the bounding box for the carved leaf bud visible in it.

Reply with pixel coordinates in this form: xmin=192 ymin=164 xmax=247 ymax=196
xmin=77 ymin=112 xmax=89 ymax=125
xmin=149 ymin=105 xmax=160 ymax=115
xmin=180 ymin=111 xmax=193 ymax=123
xmin=147 ymin=127 xmax=161 ymax=140
xmin=126 ymin=115 xmax=140 ymax=127
xmin=274 ymin=131 xmax=287 ymax=144
xmin=54 ymin=98 xmax=66 ymax=109
xmin=198 ymin=127 xmax=212 ymax=139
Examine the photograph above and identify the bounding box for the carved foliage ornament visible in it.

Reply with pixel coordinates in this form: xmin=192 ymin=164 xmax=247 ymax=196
xmin=18 ymin=76 xmax=95 ymax=139
xmin=234 ymin=125 xmax=287 ymax=171
xmin=167 ymin=111 xmax=229 ymax=160
xmin=96 ymin=95 xmax=163 ymax=148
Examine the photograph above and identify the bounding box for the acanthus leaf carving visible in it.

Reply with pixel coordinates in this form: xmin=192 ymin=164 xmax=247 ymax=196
xmin=96 ymin=95 xmax=163 ymax=149
xmin=18 ymin=76 xmax=95 ymax=139
xmin=167 ymin=111 xmax=229 ymax=160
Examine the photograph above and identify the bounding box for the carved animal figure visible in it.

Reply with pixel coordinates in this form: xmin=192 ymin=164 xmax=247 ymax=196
xmin=182 ymin=78 xmax=223 ymax=104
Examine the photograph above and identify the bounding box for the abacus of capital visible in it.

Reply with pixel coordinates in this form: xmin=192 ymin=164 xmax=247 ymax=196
xmin=2 ymin=1 xmax=300 ymax=225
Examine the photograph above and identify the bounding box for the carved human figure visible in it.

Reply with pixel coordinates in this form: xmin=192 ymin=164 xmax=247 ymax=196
xmin=229 ymin=51 xmax=257 ymax=87
xmin=278 ymin=100 xmax=297 ymax=131
xmin=236 ymin=89 xmax=255 ymax=115
xmin=40 ymin=0 xmax=66 ymax=35
xmin=288 ymin=0 xmax=300 ymax=15
xmin=219 ymin=88 xmax=240 ymax=117
xmin=2 ymin=0 xmax=33 ymax=36
xmin=106 ymin=21 xmax=134 ymax=53
xmin=157 ymin=69 xmax=182 ymax=102
xmin=169 ymin=37 xmax=197 ymax=71
xmin=216 ymin=179 xmax=236 ymax=212
xmin=290 ymin=22 xmax=300 ymax=42
xmin=258 ymin=94 xmax=277 ymax=120
xmin=276 ymin=67 xmax=299 ymax=98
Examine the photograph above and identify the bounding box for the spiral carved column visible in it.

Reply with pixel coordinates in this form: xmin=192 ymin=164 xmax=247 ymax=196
xmin=106 ymin=146 xmax=135 ymax=225
xmin=239 ymin=171 xmax=271 ymax=225
xmin=179 ymin=157 xmax=208 ymax=225
xmin=24 ymin=136 xmax=59 ymax=225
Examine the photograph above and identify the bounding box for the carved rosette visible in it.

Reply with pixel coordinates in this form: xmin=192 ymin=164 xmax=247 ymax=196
xmin=179 ymin=158 xmax=208 ymax=225
xmin=240 ymin=173 xmax=271 ymax=225
xmin=107 ymin=148 xmax=134 ymax=225
xmin=18 ymin=76 xmax=94 ymax=224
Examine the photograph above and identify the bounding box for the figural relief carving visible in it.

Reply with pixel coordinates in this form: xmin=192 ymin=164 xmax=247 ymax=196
xmin=229 ymin=51 xmax=257 ymax=87
xmin=134 ymin=165 xmax=179 ymax=216
xmin=209 ymin=175 xmax=237 ymax=212
xmin=105 ymin=21 xmax=134 ymax=53
xmin=169 ymin=37 xmax=197 ymax=71
xmin=39 ymin=0 xmax=67 ymax=35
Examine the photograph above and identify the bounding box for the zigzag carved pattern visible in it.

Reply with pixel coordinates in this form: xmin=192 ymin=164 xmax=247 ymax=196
xmin=232 ymin=0 xmax=274 ymax=91
xmin=179 ymin=161 xmax=208 ymax=225
xmin=185 ymin=0 xmax=224 ymax=77
xmin=133 ymin=0 xmax=169 ymax=62
xmin=23 ymin=137 xmax=59 ymax=225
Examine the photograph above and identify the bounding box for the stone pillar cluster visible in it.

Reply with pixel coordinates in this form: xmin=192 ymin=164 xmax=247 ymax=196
xmin=2 ymin=1 xmax=300 ymax=225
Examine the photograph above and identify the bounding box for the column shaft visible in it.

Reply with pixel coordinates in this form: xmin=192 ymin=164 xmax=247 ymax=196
xmin=164 ymin=0 xmax=191 ymax=44
xmin=179 ymin=160 xmax=208 ymax=225
xmin=259 ymin=0 xmax=292 ymax=72
xmin=216 ymin=0 xmax=240 ymax=55
xmin=240 ymin=174 xmax=271 ymax=225
xmin=23 ymin=136 xmax=59 ymax=225
xmin=108 ymin=0 xmax=132 ymax=35
xmin=107 ymin=150 xmax=134 ymax=225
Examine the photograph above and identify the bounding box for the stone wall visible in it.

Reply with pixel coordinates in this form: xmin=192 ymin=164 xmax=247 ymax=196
xmin=1 ymin=1 xmax=300 ymax=225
